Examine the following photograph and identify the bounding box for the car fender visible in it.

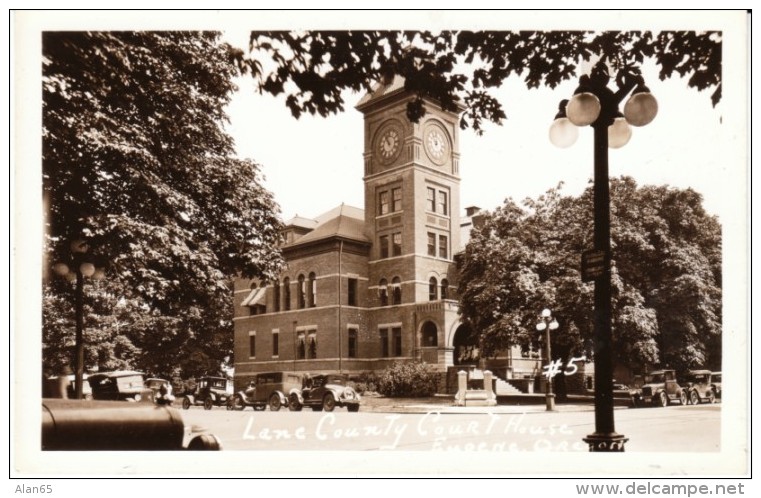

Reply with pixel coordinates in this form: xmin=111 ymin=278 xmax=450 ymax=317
xmin=273 ymin=390 xmax=288 ymax=405
xmin=288 ymin=389 xmax=304 ymax=404
xmin=185 ymin=394 xmax=195 ymax=404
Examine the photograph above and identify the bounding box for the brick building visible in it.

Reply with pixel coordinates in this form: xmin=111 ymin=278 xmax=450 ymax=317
xmin=232 ymin=77 xmax=541 ymax=391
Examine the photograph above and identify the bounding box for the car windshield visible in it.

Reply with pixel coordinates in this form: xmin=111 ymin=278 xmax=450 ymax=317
xmin=116 ymin=375 xmax=144 ymax=390
xmin=687 ymin=373 xmax=709 ymax=383
xmin=644 ymin=373 xmax=665 ymax=383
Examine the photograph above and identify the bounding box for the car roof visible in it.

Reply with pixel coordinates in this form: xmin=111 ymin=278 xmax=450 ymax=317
xmin=89 ymin=370 xmax=145 ymax=378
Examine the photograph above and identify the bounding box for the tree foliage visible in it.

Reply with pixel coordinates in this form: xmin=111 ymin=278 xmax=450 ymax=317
xmin=456 ymin=178 xmax=722 ymax=375
xmin=43 ymin=32 xmax=284 ymax=378
xmin=247 ymin=30 xmax=721 ymax=133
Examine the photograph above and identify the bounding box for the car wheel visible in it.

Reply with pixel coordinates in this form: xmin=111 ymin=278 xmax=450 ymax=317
xmin=347 ymin=404 xmax=360 ymax=412
xmin=689 ymin=390 xmax=700 ymax=405
xmin=288 ymin=393 xmax=302 ymax=411
xmin=269 ymin=394 xmax=282 ymax=412
xmin=679 ymin=391 xmax=687 ymax=405
xmin=323 ymin=394 xmax=336 ymax=412
xmin=657 ymin=392 xmax=668 ymax=407
xmin=707 ymin=390 xmax=716 ymax=404
xmin=182 ymin=397 xmax=191 ymax=410
xmin=203 ymin=397 xmax=213 ymax=410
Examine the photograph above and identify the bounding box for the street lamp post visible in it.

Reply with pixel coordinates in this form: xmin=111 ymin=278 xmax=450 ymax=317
xmin=536 ymin=308 xmax=559 ymax=411
xmin=52 ymin=239 xmax=105 ymax=400
xmin=550 ymin=61 xmax=657 ymax=452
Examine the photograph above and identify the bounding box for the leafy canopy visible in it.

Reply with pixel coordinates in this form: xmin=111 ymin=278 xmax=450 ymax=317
xmin=43 ymin=31 xmax=284 ymax=378
xmin=247 ymin=30 xmax=721 ymax=133
xmin=456 ymin=178 xmax=722 ymax=374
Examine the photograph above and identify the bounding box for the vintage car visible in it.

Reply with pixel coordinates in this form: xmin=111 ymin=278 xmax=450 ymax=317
xmin=287 ymin=373 xmax=360 ymax=412
xmin=711 ymin=371 xmax=722 ymax=402
xmin=228 ymin=371 xmax=303 ymax=411
xmin=181 ymin=376 xmax=232 ymax=410
xmin=630 ymin=369 xmax=686 ymax=407
xmin=87 ymin=370 xmax=150 ymax=402
xmin=144 ymin=378 xmax=175 ymax=405
xmin=681 ymin=369 xmax=718 ymax=405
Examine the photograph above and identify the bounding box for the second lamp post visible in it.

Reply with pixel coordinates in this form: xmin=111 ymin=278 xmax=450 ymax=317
xmin=536 ymin=308 xmax=559 ymax=411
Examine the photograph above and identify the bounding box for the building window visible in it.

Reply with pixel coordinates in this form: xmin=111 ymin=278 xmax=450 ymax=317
xmin=307 ymin=332 xmax=317 ymax=359
xmin=380 ymin=328 xmax=389 ymax=357
xmin=248 ymin=332 xmax=256 ymax=358
xmin=391 ymin=276 xmax=402 ymax=305
xmin=348 ymin=278 xmax=358 ymax=306
xmin=308 ymin=272 xmax=316 ymax=307
xmin=422 ymin=321 xmax=438 ymax=347
xmin=392 ymin=187 xmax=402 ymax=212
xmin=441 ymin=278 xmax=449 ymax=300
xmin=379 ymin=190 xmax=390 ymax=215
xmin=272 ymin=331 xmax=279 ymax=357
xmin=379 ymin=278 xmax=388 ymax=306
xmin=429 ymin=277 xmax=438 ymax=301
xmin=297 ymin=332 xmax=306 ymax=360
xmin=392 ymin=232 xmax=402 ymax=256
xmin=283 ymin=277 xmax=291 ymax=311
xmin=297 ymin=274 xmax=306 ymax=308
xmin=348 ymin=328 xmax=358 ymax=358
xmin=427 ymin=187 xmax=436 ymax=212
xmin=427 ymin=232 xmax=436 ymax=256
xmin=393 ymin=327 xmax=402 ymax=357
xmin=379 ymin=235 xmax=389 ymax=259
xmin=273 ymin=280 xmax=280 ymax=312
xmin=438 ymin=191 xmax=448 ymax=216
xmin=439 ymin=235 xmax=448 ymax=259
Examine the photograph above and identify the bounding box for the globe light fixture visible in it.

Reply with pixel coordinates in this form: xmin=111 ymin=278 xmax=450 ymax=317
xmin=608 ymin=114 xmax=632 ymax=149
xmin=624 ymin=86 xmax=658 ymax=126
xmin=548 ymin=100 xmax=579 ymax=148
xmin=566 ymin=91 xmax=601 ymax=126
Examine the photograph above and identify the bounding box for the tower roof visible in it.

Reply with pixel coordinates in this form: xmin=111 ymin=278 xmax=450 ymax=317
xmin=355 ymin=74 xmax=407 ymax=112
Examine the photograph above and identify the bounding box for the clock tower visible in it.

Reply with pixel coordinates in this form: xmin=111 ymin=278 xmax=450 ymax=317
xmin=356 ymin=75 xmax=464 ymax=368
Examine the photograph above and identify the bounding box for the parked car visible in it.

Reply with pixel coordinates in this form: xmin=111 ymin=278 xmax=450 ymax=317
xmin=630 ymin=369 xmax=686 ymax=407
xmin=288 ymin=373 xmax=360 ymax=412
xmin=711 ymin=372 xmax=722 ymax=402
xmin=87 ymin=370 xmax=149 ymax=402
xmin=144 ymin=378 xmax=175 ymax=405
xmin=228 ymin=371 xmax=303 ymax=411
xmin=181 ymin=376 xmax=231 ymax=410
xmin=681 ymin=369 xmax=718 ymax=405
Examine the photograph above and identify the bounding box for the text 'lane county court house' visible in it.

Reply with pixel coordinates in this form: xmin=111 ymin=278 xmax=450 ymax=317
xmin=232 ymin=76 xmax=543 ymax=393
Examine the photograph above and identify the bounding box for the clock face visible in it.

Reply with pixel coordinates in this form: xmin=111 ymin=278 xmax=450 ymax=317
xmin=377 ymin=128 xmax=401 ymax=163
xmin=425 ymin=128 xmax=448 ymax=164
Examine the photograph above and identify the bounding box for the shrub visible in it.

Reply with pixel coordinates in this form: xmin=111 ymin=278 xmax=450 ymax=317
xmin=375 ymin=361 xmax=440 ymax=397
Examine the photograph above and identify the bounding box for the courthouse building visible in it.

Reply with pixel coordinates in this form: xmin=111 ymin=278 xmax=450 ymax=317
xmin=232 ymin=77 xmax=540 ymax=391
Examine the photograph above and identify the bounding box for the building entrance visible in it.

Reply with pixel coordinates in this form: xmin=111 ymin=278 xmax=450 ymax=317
xmin=452 ymin=324 xmax=479 ymax=366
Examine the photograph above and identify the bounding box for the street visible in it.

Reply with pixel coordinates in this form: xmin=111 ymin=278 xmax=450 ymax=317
xmin=179 ymin=403 xmax=721 ymax=452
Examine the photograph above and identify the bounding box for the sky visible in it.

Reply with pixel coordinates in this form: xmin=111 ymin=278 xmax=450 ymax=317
xmin=221 ymin=30 xmax=739 ymax=225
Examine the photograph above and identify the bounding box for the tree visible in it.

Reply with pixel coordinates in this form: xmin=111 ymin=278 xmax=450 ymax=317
xmin=246 ymin=30 xmax=721 ymax=133
xmin=456 ymin=178 xmax=722 ymax=378
xmin=43 ymin=32 xmax=284 ymax=377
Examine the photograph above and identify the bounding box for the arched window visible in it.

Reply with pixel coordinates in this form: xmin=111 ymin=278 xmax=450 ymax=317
xmin=392 ymin=276 xmax=402 ymax=305
xmin=379 ymin=278 xmax=388 ymax=306
xmin=283 ymin=277 xmax=291 ymax=311
xmin=440 ymin=278 xmax=449 ymax=300
xmin=428 ymin=277 xmax=438 ymax=301
xmin=273 ymin=280 xmax=281 ymax=312
xmin=422 ymin=321 xmax=438 ymax=347
xmin=297 ymin=274 xmax=306 ymax=309
xmin=308 ymin=272 xmax=316 ymax=307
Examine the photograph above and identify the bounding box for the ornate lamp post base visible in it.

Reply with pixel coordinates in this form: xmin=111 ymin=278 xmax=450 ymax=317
xmin=583 ymin=432 xmax=629 ymax=452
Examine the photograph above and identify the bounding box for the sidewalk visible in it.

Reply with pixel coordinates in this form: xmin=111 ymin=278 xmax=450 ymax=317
xmin=358 ymin=393 xmax=619 ymax=414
